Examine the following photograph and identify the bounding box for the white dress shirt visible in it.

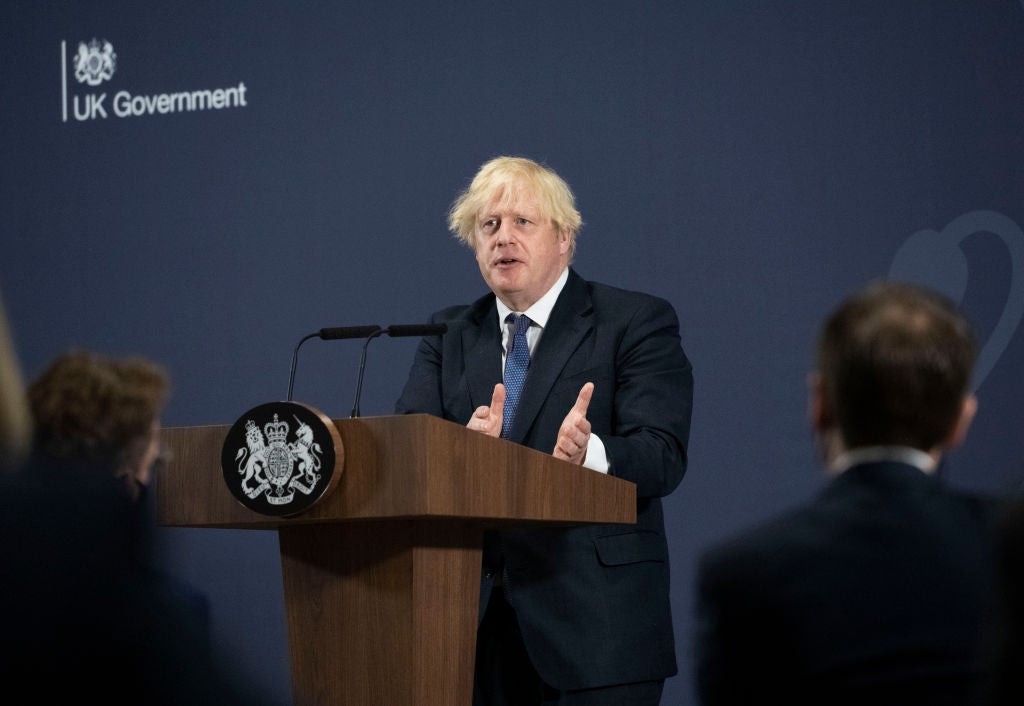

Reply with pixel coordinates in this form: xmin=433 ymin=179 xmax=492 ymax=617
xmin=494 ymin=267 xmax=610 ymax=474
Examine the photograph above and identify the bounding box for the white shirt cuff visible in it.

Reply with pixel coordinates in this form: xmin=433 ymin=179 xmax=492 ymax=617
xmin=583 ymin=433 xmax=610 ymax=474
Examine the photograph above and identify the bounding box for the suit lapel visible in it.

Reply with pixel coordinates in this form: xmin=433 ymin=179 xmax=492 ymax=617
xmin=462 ymin=296 xmax=502 ymax=412
xmin=507 ymin=270 xmax=593 ymax=444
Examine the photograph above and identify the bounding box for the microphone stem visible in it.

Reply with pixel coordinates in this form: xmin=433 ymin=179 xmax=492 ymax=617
xmin=287 ymin=332 xmax=319 ymax=402
xmin=351 ymin=329 xmax=386 ymax=418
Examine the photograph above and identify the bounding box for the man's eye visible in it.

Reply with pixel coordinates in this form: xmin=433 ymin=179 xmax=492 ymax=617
xmin=481 ymin=219 xmax=497 ymax=231
xmin=516 ymin=217 xmax=530 ymax=225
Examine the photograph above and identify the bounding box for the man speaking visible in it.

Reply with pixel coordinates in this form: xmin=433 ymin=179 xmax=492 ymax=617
xmin=396 ymin=156 xmax=694 ymax=706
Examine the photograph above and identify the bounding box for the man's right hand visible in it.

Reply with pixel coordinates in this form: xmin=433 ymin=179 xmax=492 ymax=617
xmin=466 ymin=383 xmax=505 ymax=437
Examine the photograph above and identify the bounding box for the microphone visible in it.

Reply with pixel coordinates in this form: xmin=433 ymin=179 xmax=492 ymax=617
xmin=350 ymin=323 xmax=449 ymax=418
xmin=384 ymin=323 xmax=448 ymax=338
xmin=319 ymin=325 xmax=385 ymax=340
xmin=287 ymin=325 xmax=382 ymax=401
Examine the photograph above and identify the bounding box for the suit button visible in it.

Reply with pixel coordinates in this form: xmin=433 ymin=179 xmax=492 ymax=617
xmin=484 ymin=570 xmax=494 ymax=579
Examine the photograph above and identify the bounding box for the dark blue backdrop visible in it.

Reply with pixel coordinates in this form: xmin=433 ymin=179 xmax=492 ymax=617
xmin=3 ymin=2 xmax=1023 ymax=703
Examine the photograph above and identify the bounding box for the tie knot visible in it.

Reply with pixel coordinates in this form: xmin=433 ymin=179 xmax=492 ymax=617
xmin=507 ymin=313 xmax=531 ymax=335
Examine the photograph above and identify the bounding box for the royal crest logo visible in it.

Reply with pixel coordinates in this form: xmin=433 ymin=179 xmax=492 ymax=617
xmin=73 ymin=38 xmax=116 ymax=86
xmin=221 ymin=401 xmax=341 ymax=516
xmin=236 ymin=413 xmax=322 ymax=504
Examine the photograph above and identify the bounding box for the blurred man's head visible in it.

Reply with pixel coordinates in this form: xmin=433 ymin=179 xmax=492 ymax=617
xmin=811 ymin=281 xmax=977 ymax=459
xmin=28 ymin=349 xmax=169 ymax=499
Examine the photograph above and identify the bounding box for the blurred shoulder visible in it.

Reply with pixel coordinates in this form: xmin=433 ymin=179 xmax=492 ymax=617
xmin=697 ymin=502 xmax=823 ymax=582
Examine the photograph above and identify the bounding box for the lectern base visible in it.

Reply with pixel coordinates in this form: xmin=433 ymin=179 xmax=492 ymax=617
xmin=280 ymin=520 xmax=483 ymax=706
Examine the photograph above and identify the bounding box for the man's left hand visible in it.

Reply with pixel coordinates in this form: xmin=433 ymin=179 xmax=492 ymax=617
xmin=553 ymin=382 xmax=593 ymax=465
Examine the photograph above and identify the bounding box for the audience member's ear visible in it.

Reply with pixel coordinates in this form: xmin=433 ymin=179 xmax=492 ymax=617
xmin=806 ymin=372 xmax=834 ymax=434
xmin=943 ymin=394 xmax=977 ymax=450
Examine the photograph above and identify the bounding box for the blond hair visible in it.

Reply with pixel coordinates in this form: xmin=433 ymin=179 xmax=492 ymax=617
xmin=448 ymin=156 xmax=583 ymax=260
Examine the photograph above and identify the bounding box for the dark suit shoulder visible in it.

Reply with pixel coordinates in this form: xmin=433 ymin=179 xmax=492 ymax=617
xmin=428 ymin=291 xmax=495 ymax=325
xmin=576 ymin=278 xmax=684 ymax=350
xmin=948 ymin=484 xmax=1008 ymax=517
xmin=583 ymin=277 xmax=677 ymax=312
xmin=699 ymin=467 xmax=1002 ymax=585
xmin=827 ymin=462 xmax=1005 ymax=528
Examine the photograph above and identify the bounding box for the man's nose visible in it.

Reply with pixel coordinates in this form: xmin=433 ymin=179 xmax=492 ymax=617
xmin=495 ymin=221 xmax=515 ymax=245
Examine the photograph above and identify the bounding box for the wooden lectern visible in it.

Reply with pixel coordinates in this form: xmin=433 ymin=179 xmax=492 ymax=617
xmin=157 ymin=413 xmax=636 ymax=706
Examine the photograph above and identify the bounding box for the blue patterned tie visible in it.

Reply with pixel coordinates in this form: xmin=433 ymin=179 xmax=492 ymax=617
xmin=501 ymin=313 xmax=531 ymax=439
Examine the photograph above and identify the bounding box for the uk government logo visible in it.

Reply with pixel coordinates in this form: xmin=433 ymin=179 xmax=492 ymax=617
xmin=60 ymin=38 xmax=248 ymax=123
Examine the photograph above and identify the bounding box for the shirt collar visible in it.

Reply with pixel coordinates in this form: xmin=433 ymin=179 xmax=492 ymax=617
xmin=829 ymin=445 xmax=937 ymax=477
xmin=495 ymin=267 xmax=569 ymax=330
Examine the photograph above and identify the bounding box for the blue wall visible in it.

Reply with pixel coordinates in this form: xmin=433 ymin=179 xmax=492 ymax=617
xmin=3 ymin=2 xmax=1023 ymax=703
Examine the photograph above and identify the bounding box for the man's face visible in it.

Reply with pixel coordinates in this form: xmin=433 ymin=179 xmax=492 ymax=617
xmin=473 ymin=184 xmax=570 ymax=311
xmin=122 ymin=422 xmax=161 ymax=502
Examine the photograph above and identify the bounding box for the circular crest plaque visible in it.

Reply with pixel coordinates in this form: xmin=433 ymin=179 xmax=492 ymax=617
xmin=220 ymin=401 xmax=343 ymax=517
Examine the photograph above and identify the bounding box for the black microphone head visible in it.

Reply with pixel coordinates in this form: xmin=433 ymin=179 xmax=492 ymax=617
xmin=385 ymin=323 xmax=448 ymax=338
xmin=319 ymin=325 xmax=383 ymax=340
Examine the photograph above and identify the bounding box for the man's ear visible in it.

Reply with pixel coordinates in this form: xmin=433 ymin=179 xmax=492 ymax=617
xmin=943 ymin=394 xmax=977 ymax=450
xmin=557 ymin=229 xmax=572 ymax=256
xmin=807 ymin=372 xmax=833 ymax=434
xmin=809 ymin=371 xmax=845 ymax=469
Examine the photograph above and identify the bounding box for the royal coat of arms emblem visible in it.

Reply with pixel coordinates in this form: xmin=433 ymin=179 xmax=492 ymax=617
xmin=73 ymin=38 xmax=116 ymax=86
xmin=221 ymin=402 xmax=341 ymax=516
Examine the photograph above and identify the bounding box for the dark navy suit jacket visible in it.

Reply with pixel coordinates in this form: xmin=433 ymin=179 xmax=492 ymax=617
xmin=395 ymin=268 xmax=694 ymax=690
xmin=695 ymin=460 xmax=1002 ymax=706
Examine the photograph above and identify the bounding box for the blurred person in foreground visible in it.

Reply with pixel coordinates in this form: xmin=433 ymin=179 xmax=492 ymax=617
xmin=0 ymin=293 xmax=31 ymax=472
xmin=396 ymin=156 xmax=694 ymax=705
xmin=694 ymin=280 xmax=1001 ymax=706
xmin=0 ymin=349 xmax=274 ymax=705
xmin=28 ymin=348 xmax=169 ymax=504
xmin=983 ymin=494 xmax=1024 ymax=705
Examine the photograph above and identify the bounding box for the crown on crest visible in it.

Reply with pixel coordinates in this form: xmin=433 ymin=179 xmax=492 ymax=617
xmin=264 ymin=414 xmax=289 ymax=444
xmin=244 ymin=418 xmax=260 ymax=439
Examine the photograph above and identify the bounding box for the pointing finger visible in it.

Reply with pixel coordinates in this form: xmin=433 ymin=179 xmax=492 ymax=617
xmin=490 ymin=383 xmax=506 ymax=411
xmin=573 ymin=382 xmax=594 ymax=416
